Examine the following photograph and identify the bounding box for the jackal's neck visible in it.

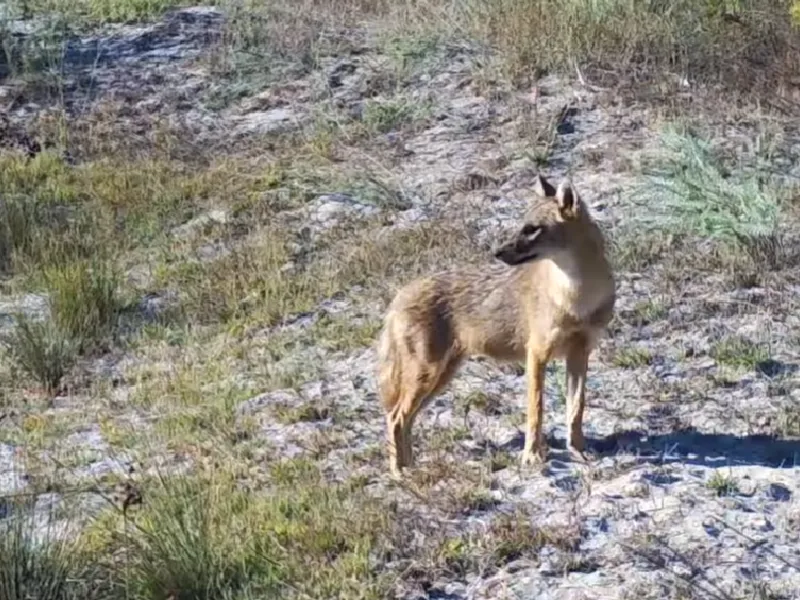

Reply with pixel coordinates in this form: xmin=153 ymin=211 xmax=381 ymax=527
xmin=520 ymin=233 xmax=609 ymax=281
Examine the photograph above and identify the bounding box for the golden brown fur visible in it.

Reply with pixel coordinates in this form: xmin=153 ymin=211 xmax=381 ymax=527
xmin=377 ymin=174 xmax=615 ymax=477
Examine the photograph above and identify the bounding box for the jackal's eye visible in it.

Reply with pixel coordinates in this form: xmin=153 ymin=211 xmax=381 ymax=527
xmin=521 ymin=224 xmax=541 ymax=238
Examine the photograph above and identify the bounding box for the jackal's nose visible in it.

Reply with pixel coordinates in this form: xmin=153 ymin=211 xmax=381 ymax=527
xmin=494 ymin=244 xmax=513 ymax=263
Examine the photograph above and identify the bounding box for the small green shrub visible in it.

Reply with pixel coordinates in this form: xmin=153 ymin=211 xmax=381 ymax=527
xmin=709 ymin=335 xmax=769 ymax=370
xmin=635 ymin=126 xmax=783 ymax=268
xmin=362 ymin=98 xmax=428 ymax=134
xmin=3 ymin=314 xmax=76 ymax=394
xmin=0 ymin=499 xmax=85 ymax=600
xmin=0 ymin=196 xmax=46 ymax=272
xmin=611 ymin=347 xmax=654 ymax=369
xmin=44 ymin=258 xmax=122 ymax=346
xmin=706 ymin=470 xmax=739 ymax=496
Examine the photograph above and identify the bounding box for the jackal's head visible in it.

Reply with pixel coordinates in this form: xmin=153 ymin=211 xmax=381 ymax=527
xmin=493 ymin=174 xmax=587 ymax=266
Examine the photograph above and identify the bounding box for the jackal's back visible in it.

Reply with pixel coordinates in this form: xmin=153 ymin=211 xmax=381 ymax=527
xmin=382 ymin=266 xmax=530 ymax=364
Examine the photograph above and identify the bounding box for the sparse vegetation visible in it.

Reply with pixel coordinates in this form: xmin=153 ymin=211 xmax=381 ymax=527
xmin=273 ymin=398 xmax=332 ymax=424
xmin=630 ymin=298 xmax=669 ymax=326
xmin=607 ymin=228 xmax=675 ymax=273
xmin=1 ymin=0 xmax=800 ymax=596
xmin=3 ymin=314 xmax=76 ymax=394
xmin=710 ymin=335 xmax=770 ymax=370
xmin=0 ymin=498 xmax=88 ymax=600
xmin=362 ymin=97 xmax=430 ymax=135
xmin=775 ymin=406 xmax=800 ymax=438
xmin=706 ymin=470 xmax=739 ymax=496
xmin=636 ymin=125 xmax=784 ymax=269
xmin=310 ymin=314 xmax=382 ymax=352
xmin=417 ymin=1 xmax=797 ymax=97
xmin=463 ymin=390 xmax=504 ymax=416
xmin=44 ymin=258 xmax=122 ymax=347
xmin=0 ymin=465 xmax=567 ymax=599
xmin=611 ymin=346 xmax=654 ymax=369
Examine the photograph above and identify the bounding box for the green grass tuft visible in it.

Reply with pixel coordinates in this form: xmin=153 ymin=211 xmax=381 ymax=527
xmin=636 ymin=126 xmax=784 ymax=267
xmin=103 ymin=467 xmax=394 ymax=599
xmin=44 ymin=258 xmax=123 ymax=348
xmin=709 ymin=335 xmax=769 ymax=370
xmin=3 ymin=314 xmax=77 ymax=394
xmin=0 ymin=498 xmax=88 ymax=600
xmin=611 ymin=346 xmax=654 ymax=369
xmin=706 ymin=470 xmax=739 ymax=496
xmin=118 ymin=474 xmax=285 ymax=600
xmin=362 ymin=97 xmax=430 ymax=135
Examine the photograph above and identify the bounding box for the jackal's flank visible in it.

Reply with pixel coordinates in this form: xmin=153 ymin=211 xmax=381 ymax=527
xmin=376 ymin=174 xmax=616 ymax=476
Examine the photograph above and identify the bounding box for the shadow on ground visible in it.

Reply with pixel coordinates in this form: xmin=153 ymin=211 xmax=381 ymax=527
xmin=491 ymin=427 xmax=800 ymax=469
xmin=589 ymin=427 xmax=800 ymax=469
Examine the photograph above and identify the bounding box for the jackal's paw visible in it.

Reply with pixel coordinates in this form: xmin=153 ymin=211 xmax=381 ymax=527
xmin=566 ymin=446 xmax=594 ymax=464
xmin=520 ymin=447 xmax=547 ymax=467
xmin=389 ymin=460 xmax=407 ymax=480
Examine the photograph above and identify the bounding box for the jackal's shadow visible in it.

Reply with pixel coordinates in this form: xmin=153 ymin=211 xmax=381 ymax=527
xmin=496 ymin=427 xmax=800 ymax=469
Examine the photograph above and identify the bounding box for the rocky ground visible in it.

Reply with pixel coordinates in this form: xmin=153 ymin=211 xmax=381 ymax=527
xmin=1 ymin=4 xmax=800 ymax=599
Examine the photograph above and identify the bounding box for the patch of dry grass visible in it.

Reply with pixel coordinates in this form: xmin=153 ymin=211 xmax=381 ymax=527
xmin=0 ymin=148 xmax=269 ymax=276
xmin=6 ymin=0 xmax=800 ymax=101
xmin=0 ymin=144 xmax=287 ymax=391
xmin=310 ymin=314 xmax=382 ymax=352
xmin=607 ymin=228 xmax=675 ymax=273
xmin=401 ymin=508 xmax=582 ymax=589
xmin=377 ymin=0 xmax=800 ymax=95
xmin=154 ymin=211 xmax=483 ymax=330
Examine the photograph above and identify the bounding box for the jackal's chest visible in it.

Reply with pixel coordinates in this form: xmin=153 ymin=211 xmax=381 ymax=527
xmin=544 ymin=264 xmax=614 ymax=323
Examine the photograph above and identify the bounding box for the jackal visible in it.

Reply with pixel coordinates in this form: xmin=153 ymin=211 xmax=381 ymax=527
xmin=376 ymin=175 xmax=615 ymax=477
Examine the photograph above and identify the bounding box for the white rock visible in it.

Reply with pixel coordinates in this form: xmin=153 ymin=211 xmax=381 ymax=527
xmin=235 ymin=108 xmax=303 ymax=135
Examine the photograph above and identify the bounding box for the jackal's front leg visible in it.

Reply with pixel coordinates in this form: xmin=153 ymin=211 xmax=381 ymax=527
xmin=521 ymin=346 xmax=547 ymax=466
xmin=565 ymin=338 xmax=590 ymax=463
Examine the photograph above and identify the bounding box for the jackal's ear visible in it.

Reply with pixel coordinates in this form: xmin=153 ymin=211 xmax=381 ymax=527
xmin=533 ymin=174 xmax=556 ymax=198
xmin=556 ymin=180 xmax=580 ymax=220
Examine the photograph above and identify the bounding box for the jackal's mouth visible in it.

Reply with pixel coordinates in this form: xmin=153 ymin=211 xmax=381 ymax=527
xmin=494 ymin=247 xmax=538 ymax=266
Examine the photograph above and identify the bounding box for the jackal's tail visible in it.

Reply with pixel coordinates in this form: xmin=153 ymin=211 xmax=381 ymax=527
xmin=376 ymin=313 xmax=403 ymax=413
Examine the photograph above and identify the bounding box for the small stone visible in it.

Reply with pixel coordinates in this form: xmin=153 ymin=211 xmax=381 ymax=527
xmin=623 ymin=481 xmax=650 ymax=498
xmin=311 ymin=194 xmax=376 ymax=226
xmin=172 ymin=209 xmax=229 ymax=238
xmin=237 ymin=389 xmax=300 ymax=416
xmin=235 ymin=108 xmax=302 ymax=136
xmin=315 ymin=198 xmax=352 ymax=224
xmin=756 ymin=516 xmax=774 ymax=532
xmin=0 ymin=293 xmax=49 ymax=334
xmin=767 ymin=483 xmax=792 ymax=502
xmin=327 ymin=60 xmax=356 ymax=88
xmin=241 ymin=89 xmax=279 ymax=111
